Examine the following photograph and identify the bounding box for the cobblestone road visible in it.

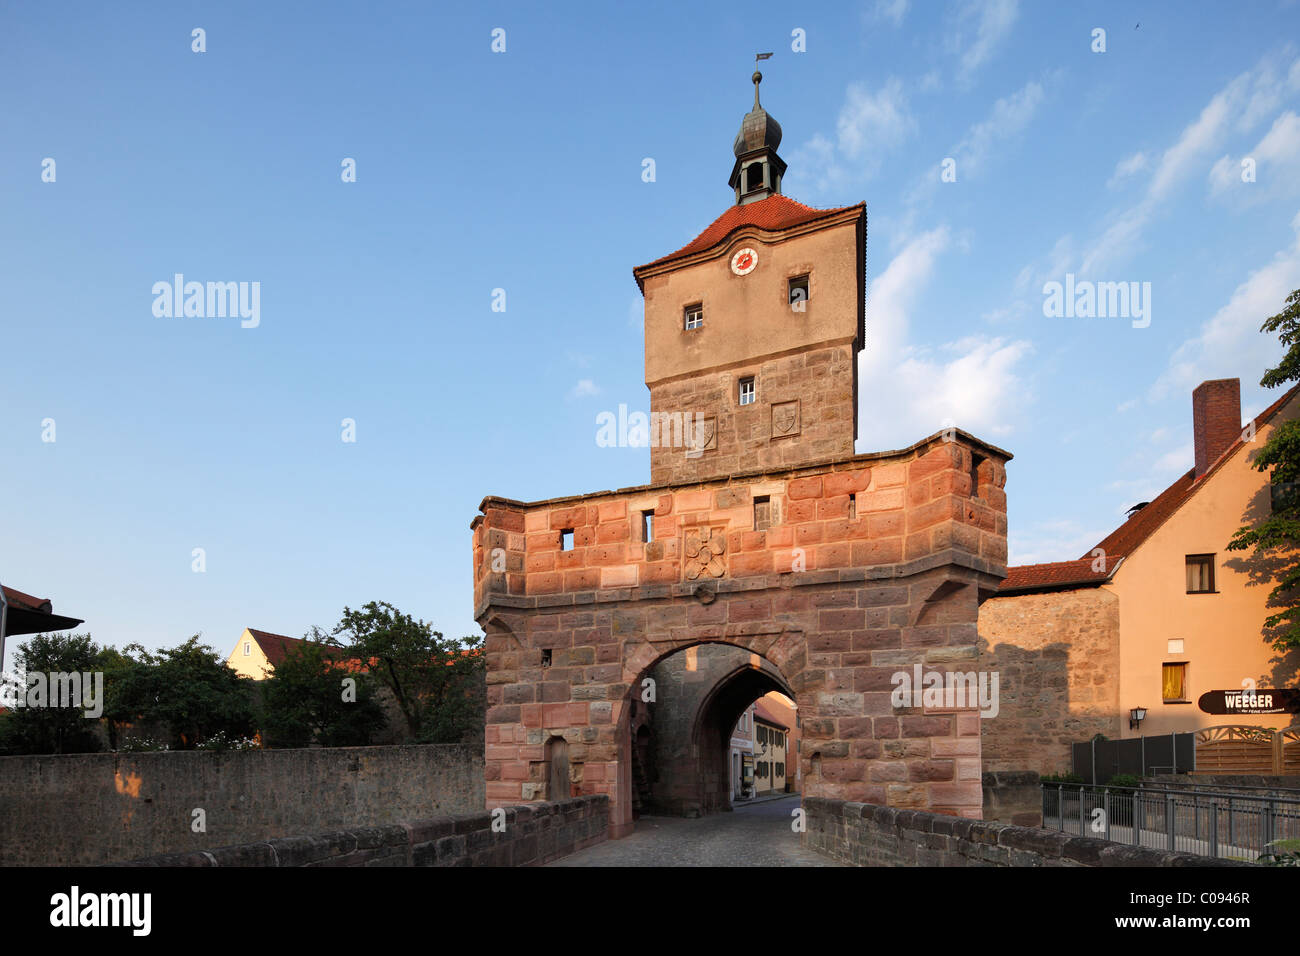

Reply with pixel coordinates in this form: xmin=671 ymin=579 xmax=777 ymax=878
xmin=548 ymin=795 xmax=842 ymax=867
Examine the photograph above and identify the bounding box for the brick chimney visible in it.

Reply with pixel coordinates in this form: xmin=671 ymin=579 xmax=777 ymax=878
xmin=1193 ymin=378 xmax=1242 ymax=479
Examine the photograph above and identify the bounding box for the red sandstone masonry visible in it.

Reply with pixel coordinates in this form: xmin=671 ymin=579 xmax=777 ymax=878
xmin=473 ymin=439 xmax=1007 ymax=612
xmin=473 ymin=432 xmax=1010 ymax=838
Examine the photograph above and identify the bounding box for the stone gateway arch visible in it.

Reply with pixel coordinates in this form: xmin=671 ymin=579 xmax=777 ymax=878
xmin=471 ymin=72 xmax=1010 ymax=839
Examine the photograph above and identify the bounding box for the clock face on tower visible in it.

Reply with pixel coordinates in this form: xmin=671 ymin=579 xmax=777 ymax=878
xmin=730 ymin=247 xmax=758 ymax=276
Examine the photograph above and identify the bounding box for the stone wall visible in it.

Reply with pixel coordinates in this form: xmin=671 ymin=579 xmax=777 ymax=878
xmin=982 ymin=770 xmax=1042 ymax=827
xmin=0 ymin=743 xmax=483 ymax=865
xmin=803 ymin=797 xmax=1248 ymax=867
xmin=122 ymin=796 xmax=607 ymax=868
xmin=977 ymin=587 xmax=1121 ymax=774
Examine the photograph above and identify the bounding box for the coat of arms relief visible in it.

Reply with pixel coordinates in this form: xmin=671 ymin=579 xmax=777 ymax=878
xmin=684 ymin=526 xmax=727 ymax=579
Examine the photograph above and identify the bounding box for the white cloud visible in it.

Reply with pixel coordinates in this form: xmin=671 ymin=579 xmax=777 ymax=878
xmin=1107 ymin=151 xmax=1149 ymax=187
xmin=862 ymin=226 xmax=951 ymax=366
xmin=568 ymin=379 xmax=601 ymax=399
xmin=837 ymin=78 xmax=915 ymax=163
xmin=1029 ymin=54 xmax=1300 ymax=281
xmin=950 ymin=80 xmax=1043 ymax=178
xmin=872 ymin=0 xmax=909 ymax=26
xmin=792 ymin=77 xmax=915 ymax=190
xmin=857 ymin=228 xmax=1033 ymax=447
xmin=1210 ymin=111 xmax=1300 ymax=201
xmin=903 ymin=77 xmax=1046 ymax=215
xmin=950 ymin=0 xmax=1019 ymax=85
xmin=1152 ymin=442 xmax=1194 ymax=475
xmin=1151 ymin=210 xmax=1300 ymax=401
xmin=1009 ymin=519 xmax=1109 ymax=565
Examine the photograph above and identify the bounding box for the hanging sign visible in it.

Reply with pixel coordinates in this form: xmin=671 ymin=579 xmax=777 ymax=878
xmin=1197 ymin=689 xmax=1300 ymax=715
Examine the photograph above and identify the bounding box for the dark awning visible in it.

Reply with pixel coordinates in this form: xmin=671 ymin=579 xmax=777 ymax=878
xmin=1 ymin=585 xmax=84 ymax=635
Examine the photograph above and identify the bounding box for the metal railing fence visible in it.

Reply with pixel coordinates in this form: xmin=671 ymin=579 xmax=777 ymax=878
xmin=1041 ymin=782 xmax=1300 ymax=862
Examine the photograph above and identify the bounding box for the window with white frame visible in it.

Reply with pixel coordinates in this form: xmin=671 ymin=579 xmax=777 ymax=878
xmin=739 ymin=376 xmax=756 ymax=406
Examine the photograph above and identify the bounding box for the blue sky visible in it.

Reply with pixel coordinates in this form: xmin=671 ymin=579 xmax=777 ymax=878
xmin=3 ymin=1 xmax=1300 ymax=657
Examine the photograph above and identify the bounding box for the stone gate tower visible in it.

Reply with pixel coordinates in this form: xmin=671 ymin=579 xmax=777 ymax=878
xmin=473 ymin=71 xmax=1010 ymax=839
xmin=639 ymin=71 xmax=863 ymax=486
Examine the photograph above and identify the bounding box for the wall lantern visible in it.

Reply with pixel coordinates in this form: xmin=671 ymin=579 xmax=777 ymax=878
xmin=1129 ymin=706 xmax=1148 ymax=731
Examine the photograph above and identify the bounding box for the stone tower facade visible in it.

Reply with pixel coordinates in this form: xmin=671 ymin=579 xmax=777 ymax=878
xmin=472 ymin=73 xmax=1010 ymax=839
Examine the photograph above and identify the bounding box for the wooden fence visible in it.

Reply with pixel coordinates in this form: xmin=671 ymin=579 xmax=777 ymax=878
xmin=1193 ymin=724 xmax=1300 ymax=775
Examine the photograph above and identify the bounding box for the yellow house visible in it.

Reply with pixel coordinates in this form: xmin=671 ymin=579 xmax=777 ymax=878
xmin=980 ymin=378 xmax=1300 ymax=774
xmin=1103 ymin=379 xmax=1300 ymax=739
xmin=753 ymin=697 xmax=789 ymax=795
xmin=224 ymin=628 xmax=338 ymax=680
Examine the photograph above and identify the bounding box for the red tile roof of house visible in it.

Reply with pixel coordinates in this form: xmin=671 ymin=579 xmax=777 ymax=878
xmin=753 ymin=698 xmax=790 ymax=731
xmin=997 ymin=558 xmax=1121 ymax=594
xmin=1083 ymin=382 xmax=1299 ymax=563
xmin=244 ymin=629 xmax=483 ymax=673
xmin=997 ymin=382 xmax=1300 ymax=594
xmin=1 ymin=586 xmax=51 ymax=613
xmin=1 ymin=584 xmax=84 ymax=634
xmin=246 ymin=629 xmax=349 ymax=668
xmin=633 ymin=195 xmax=863 ymax=282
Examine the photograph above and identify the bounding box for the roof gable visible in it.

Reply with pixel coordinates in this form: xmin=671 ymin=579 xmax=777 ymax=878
xmin=997 ymin=381 xmax=1300 ymax=595
xmin=633 ymin=195 xmax=862 ymax=283
xmin=245 ymin=628 xmax=349 ymax=668
xmin=1083 ymin=382 xmax=1300 ymax=563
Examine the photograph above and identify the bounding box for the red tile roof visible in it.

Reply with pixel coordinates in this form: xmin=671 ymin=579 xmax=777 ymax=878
xmin=1 ymin=584 xmax=84 ymax=634
xmin=634 ymin=195 xmax=862 ymax=281
xmin=753 ymin=698 xmax=790 ymax=731
xmin=244 ymin=629 xmax=482 ymax=674
xmin=246 ymin=629 xmax=349 ymax=668
xmin=1084 ymin=382 xmax=1300 ymax=563
xmin=997 ymin=558 xmax=1120 ymax=594
xmin=1 ymin=586 xmax=51 ymax=613
xmin=997 ymin=382 xmax=1300 ymax=594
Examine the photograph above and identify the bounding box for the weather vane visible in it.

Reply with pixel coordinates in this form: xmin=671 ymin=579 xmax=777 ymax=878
xmin=755 ymin=51 xmax=773 ymax=62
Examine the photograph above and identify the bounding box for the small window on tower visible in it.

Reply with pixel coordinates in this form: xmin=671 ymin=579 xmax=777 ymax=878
xmin=739 ymin=377 xmax=756 ymax=406
xmin=684 ymin=304 xmax=703 ymax=330
xmin=789 ymin=275 xmax=810 ymax=312
xmin=848 ymin=493 xmax=857 ymax=519
xmin=560 ymin=529 xmax=574 ymax=552
xmin=754 ymin=496 xmax=771 ymax=531
xmin=642 ymin=509 xmax=654 ymax=543
xmin=745 ymin=162 xmax=765 ymax=193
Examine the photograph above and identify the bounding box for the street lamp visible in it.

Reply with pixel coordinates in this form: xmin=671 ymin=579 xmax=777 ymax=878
xmin=1129 ymin=706 xmax=1148 ymax=731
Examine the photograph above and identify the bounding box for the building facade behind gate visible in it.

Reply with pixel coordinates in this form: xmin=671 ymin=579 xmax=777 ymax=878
xmin=472 ymin=72 xmax=1011 ymax=838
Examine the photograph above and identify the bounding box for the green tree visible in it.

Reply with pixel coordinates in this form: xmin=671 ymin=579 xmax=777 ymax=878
xmin=262 ymin=631 xmax=387 ymax=748
xmin=111 ymin=636 xmax=257 ymax=748
xmin=0 ymin=632 xmax=104 ymax=754
xmin=1228 ymin=288 xmax=1300 ymax=652
xmin=332 ymin=602 xmax=484 ymax=744
xmin=96 ymin=644 xmax=137 ymax=750
xmin=0 ymin=632 xmax=105 ymax=754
